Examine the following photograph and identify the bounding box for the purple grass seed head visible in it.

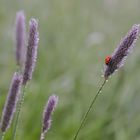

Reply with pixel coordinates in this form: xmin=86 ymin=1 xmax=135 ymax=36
xmin=42 ymin=95 xmax=58 ymax=134
xmin=0 ymin=72 xmax=22 ymax=132
xmin=104 ymin=24 xmax=140 ymax=79
xmin=22 ymin=18 xmax=39 ymax=85
xmin=15 ymin=11 xmax=26 ymax=67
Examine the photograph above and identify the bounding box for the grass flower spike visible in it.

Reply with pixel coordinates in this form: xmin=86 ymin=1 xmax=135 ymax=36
xmin=23 ymin=18 xmax=39 ymax=85
xmin=73 ymin=24 xmax=140 ymax=140
xmin=12 ymin=17 xmax=39 ymax=140
xmin=104 ymin=24 xmax=140 ymax=79
xmin=15 ymin=11 xmax=26 ymax=67
xmin=0 ymin=73 xmax=22 ymax=133
xmin=40 ymin=95 xmax=58 ymax=140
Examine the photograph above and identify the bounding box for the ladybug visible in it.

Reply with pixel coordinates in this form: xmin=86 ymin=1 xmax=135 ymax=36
xmin=105 ymin=56 xmax=111 ymax=65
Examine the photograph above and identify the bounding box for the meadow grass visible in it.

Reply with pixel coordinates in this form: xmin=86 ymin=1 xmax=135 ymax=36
xmin=0 ymin=0 xmax=140 ymax=140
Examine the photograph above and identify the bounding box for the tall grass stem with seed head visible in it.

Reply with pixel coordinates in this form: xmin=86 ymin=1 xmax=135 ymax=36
xmin=40 ymin=95 xmax=58 ymax=140
xmin=72 ymin=24 xmax=140 ymax=140
xmin=12 ymin=18 xmax=39 ymax=140
xmin=0 ymin=132 xmax=4 ymax=140
xmin=104 ymin=24 xmax=140 ymax=79
xmin=11 ymin=85 xmax=26 ymax=140
xmin=22 ymin=18 xmax=39 ymax=85
xmin=0 ymin=73 xmax=22 ymax=139
xmin=15 ymin=11 xmax=26 ymax=69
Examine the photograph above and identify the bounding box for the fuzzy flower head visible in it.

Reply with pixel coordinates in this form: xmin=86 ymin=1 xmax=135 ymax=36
xmin=15 ymin=11 xmax=26 ymax=67
xmin=41 ymin=95 xmax=58 ymax=140
xmin=42 ymin=95 xmax=58 ymax=132
xmin=0 ymin=73 xmax=22 ymax=132
xmin=22 ymin=18 xmax=39 ymax=85
xmin=104 ymin=24 xmax=140 ymax=79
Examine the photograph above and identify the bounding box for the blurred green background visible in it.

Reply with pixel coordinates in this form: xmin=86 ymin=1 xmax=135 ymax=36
xmin=0 ymin=0 xmax=140 ymax=140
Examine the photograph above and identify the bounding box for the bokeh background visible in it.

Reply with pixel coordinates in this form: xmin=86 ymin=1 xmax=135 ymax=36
xmin=0 ymin=0 xmax=140 ymax=140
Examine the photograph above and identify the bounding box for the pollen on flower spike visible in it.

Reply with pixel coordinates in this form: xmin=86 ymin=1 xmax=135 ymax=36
xmin=105 ymin=56 xmax=111 ymax=65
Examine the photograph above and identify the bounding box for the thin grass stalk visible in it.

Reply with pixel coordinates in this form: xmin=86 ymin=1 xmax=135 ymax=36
xmin=40 ymin=133 xmax=45 ymax=140
xmin=0 ymin=131 xmax=4 ymax=140
xmin=11 ymin=85 xmax=26 ymax=140
xmin=73 ymin=24 xmax=140 ymax=140
xmin=73 ymin=79 xmax=107 ymax=140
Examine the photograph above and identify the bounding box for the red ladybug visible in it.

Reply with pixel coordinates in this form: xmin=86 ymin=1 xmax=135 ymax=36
xmin=105 ymin=56 xmax=111 ymax=65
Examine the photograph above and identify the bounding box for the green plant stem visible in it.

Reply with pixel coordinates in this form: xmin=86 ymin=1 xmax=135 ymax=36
xmin=12 ymin=85 xmax=26 ymax=140
xmin=0 ymin=131 xmax=4 ymax=140
xmin=40 ymin=132 xmax=45 ymax=140
xmin=73 ymin=79 xmax=107 ymax=140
